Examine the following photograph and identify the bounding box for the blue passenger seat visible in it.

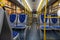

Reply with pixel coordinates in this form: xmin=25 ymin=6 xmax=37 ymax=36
xmin=13 ymin=31 xmax=20 ymax=40
xmin=39 ymin=14 xmax=51 ymax=30
xmin=10 ymin=14 xmax=16 ymax=23
xmin=9 ymin=14 xmax=16 ymax=28
xmin=16 ymin=14 xmax=28 ymax=29
xmin=50 ymin=14 xmax=60 ymax=30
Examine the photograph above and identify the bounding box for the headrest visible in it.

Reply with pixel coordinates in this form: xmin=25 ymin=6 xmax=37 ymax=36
xmin=19 ymin=14 xmax=26 ymax=23
xmin=51 ymin=14 xmax=57 ymax=24
xmin=41 ymin=14 xmax=48 ymax=23
xmin=10 ymin=14 xmax=16 ymax=23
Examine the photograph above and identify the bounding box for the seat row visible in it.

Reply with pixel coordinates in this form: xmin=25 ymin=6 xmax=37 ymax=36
xmin=8 ymin=13 xmax=28 ymax=40
xmin=39 ymin=13 xmax=60 ymax=30
xmin=9 ymin=13 xmax=60 ymax=30
xmin=8 ymin=14 xmax=28 ymax=29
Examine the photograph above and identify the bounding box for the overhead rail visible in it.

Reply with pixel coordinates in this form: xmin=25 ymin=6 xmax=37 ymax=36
xmin=48 ymin=0 xmax=58 ymax=6
xmin=37 ymin=0 xmax=44 ymax=12
xmin=41 ymin=0 xmax=58 ymax=12
xmin=0 ymin=0 xmax=15 ymax=10
xmin=4 ymin=5 xmax=15 ymax=10
xmin=9 ymin=0 xmax=25 ymax=10
xmin=22 ymin=0 xmax=32 ymax=12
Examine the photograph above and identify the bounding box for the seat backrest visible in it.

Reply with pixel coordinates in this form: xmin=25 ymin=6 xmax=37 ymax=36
xmin=15 ymin=14 xmax=28 ymax=28
xmin=10 ymin=14 xmax=16 ymax=23
xmin=41 ymin=14 xmax=48 ymax=23
xmin=19 ymin=14 xmax=28 ymax=23
xmin=51 ymin=14 xmax=58 ymax=24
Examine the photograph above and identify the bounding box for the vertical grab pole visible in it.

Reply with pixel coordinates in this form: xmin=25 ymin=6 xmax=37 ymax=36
xmin=44 ymin=6 xmax=46 ymax=40
xmin=0 ymin=0 xmax=5 ymax=7
xmin=25 ymin=0 xmax=26 ymax=14
xmin=22 ymin=0 xmax=26 ymax=13
xmin=44 ymin=0 xmax=48 ymax=40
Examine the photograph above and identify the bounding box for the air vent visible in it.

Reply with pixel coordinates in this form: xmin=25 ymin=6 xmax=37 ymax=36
xmin=32 ymin=0 xmax=35 ymax=2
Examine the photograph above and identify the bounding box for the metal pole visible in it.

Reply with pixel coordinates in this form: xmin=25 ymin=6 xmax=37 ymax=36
xmin=44 ymin=0 xmax=48 ymax=40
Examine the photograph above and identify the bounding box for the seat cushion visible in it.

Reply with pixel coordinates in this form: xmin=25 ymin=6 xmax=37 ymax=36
xmin=15 ymin=25 xmax=26 ymax=29
xmin=40 ymin=25 xmax=51 ymax=30
xmin=40 ymin=25 xmax=60 ymax=30
xmin=40 ymin=25 xmax=50 ymax=28
xmin=10 ymin=14 xmax=16 ymax=23
xmin=51 ymin=26 xmax=60 ymax=29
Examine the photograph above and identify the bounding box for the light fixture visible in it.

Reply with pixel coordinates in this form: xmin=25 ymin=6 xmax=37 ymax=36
xmin=59 ymin=3 xmax=60 ymax=6
xmin=57 ymin=10 xmax=60 ymax=16
xmin=57 ymin=3 xmax=60 ymax=16
xmin=37 ymin=0 xmax=42 ymax=11
xmin=25 ymin=0 xmax=32 ymax=11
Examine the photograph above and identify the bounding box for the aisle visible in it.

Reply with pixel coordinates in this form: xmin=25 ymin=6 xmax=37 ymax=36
xmin=26 ymin=23 xmax=40 ymax=40
xmin=41 ymin=30 xmax=60 ymax=40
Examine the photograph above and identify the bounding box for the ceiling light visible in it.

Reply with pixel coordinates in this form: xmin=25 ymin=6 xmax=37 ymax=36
xmin=57 ymin=10 xmax=60 ymax=16
xmin=25 ymin=0 xmax=32 ymax=11
xmin=37 ymin=0 xmax=42 ymax=11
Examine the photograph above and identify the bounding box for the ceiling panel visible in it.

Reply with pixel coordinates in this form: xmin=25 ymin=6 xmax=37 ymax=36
xmin=26 ymin=0 xmax=41 ymax=10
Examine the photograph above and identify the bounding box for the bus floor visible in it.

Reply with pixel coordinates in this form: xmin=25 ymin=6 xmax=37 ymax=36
xmin=13 ymin=25 xmax=60 ymax=40
xmin=41 ymin=30 xmax=60 ymax=40
xmin=26 ymin=27 xmax=60 ymax=40
xmin=25 ymin=23 xmax=40 ymax=40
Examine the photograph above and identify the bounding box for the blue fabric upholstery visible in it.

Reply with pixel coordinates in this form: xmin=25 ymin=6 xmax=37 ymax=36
xmin=13 ymin=31 xmax=18 ymax=37
xmin=40 ymin=25 xmax=60 ymax=30
xmin=16 ymin=26 xmax=23 ymax=27
xmin=51 ymin=14 xmax=57 ymax=24
xmin=40 ymin=25 xmax=51 ymax=29
xmin=16 ymin=26 xmax=24 ymax=28
xmin=51 ymin=26 xmax=60 ymax=29
xmin=19 ymin=14 xmax=26 ymax=23
xmin=10 ymin=14 xmax=16 ymax=23
xmin=41 ymin=14 xmax=48 ymax=23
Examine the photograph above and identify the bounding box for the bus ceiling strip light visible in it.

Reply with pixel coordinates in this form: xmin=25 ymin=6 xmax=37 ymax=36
xmin=57 ymin=3 xmax=60 ymax=16
xmin=37 ymin=0 xmax=42 ymax=11
xmin=57 ymin=10 xmax=60 ymax=16
xmin=37 ymin=0 xmax=50 ymax=11
xmin=25 ymin=0 xmax=32 ymax=11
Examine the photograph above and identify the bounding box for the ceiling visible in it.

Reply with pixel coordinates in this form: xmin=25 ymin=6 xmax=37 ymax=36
xmin=23 ymin=0 xmax=50 ymax=11
xmin=16 ymin=0 xmax=42 ymax=11
xmin=26 ymin=0 xmax=41 ymax=10
xmin=9 ymin=0 xmax=54 ymax=11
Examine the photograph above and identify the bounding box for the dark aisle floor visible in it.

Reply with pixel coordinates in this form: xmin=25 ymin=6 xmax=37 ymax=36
xmin=41 ymin=30 xmax=60 ymax=40
xmin=13 ymin=25 xmax=60 ymax=40
xmin=25 ymin=23 xmax=40 ymax=40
